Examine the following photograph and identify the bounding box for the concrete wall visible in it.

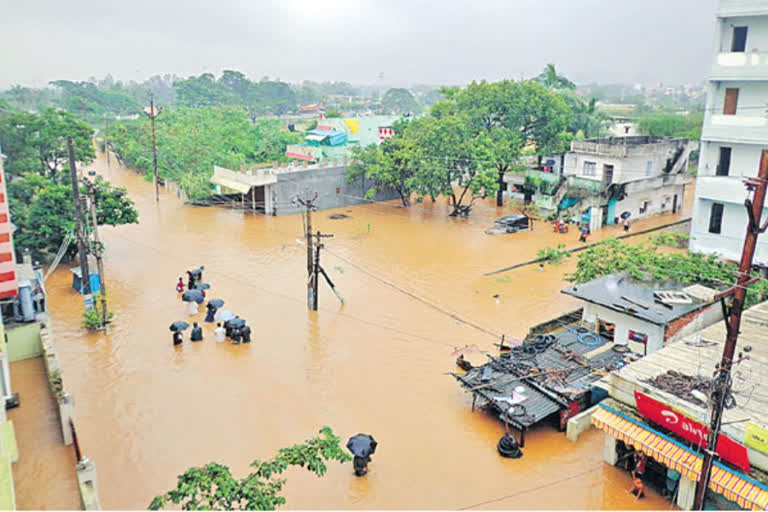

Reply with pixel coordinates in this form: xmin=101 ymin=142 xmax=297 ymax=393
xmin=690 ymin=196 xmax=768 ymax=264
xmin=708 ymin=80 xmax=767 ymax=117
xmin=5 ymin=323 xmax=42 ymax=362
xmin=698 ymin=140 xmax=763 ymax=178
xmin=270 ymin=165 xmax=400 ymax=216
xmin=582 ymin=303 xmax=666 ymax=355
xmin=615 ymin=183 xmax=686 ymax=221
xmin=716 ymin=15 xmax=768 ymax=52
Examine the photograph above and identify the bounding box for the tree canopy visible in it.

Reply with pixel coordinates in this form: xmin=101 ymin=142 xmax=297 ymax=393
xmin=381 ymin=88 xmax=419 ymax=114
xmin=8 ymin=174 xmax=138 ymax=258
xmin=108 ymin=107 xmax=300 ymax=199
xmin=535 ymin=64 xmax=576 ymax=90
xmin=0 ymin=108 xmax=95 ymax=181
xmin=149 ymin=427 xmax=350 ymax=511
xmin=637 ymin=113 xmax=703 ymax=139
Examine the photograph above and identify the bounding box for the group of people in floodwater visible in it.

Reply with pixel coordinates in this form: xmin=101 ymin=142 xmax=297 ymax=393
xmin=171 ymin=266 xmax=251 ymax=346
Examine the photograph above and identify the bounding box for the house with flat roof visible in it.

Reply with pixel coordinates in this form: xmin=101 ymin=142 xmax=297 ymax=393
xmin=561 ymin=273 xmax=723 ymax=356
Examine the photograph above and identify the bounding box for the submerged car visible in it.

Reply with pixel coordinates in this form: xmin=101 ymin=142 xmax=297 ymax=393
xmin=485 ymin=214 xmax=531 ymax=235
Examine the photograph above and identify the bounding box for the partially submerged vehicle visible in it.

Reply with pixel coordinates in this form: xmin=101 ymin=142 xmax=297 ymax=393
xmin=485 ymin=214 xmax=531 ymax=235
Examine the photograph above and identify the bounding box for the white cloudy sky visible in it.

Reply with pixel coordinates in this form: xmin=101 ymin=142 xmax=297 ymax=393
xmin=1 ymin=0 xmax=718 ymax=88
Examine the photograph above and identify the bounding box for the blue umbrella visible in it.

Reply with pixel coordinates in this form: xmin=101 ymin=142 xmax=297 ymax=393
xmin=194 ymin=283 xmax=211 ymax=290
xmin=347 ymin=434 xmax=377 ymax=458
xmin=215 ymin=309 xmax=236 ymax=321
xmin=169 ymin=321 xmax=190 ymax=332
xmin=208 ymin=298 xmax=225 ymax=309
xmin=229 ymin=318 xmax=246 ymax=328
xmin=182 ymin=289 xmax=204 ymax=304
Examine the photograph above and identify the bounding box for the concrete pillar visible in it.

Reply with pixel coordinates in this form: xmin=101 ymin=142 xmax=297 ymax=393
xmin=566 ymin=404 xmax=598 ymax=442
xmin=676 ymin=474 xmax=696 ymax=510
xmin=602 ymin=433 xmax=618 ymax=465
xmin=76 ymin=458 xmax=101 ymax=510
xmin=59 ymin=394 xmax=75 ymax=445
xmin=590 ymin=206 xmax=603 ymax=233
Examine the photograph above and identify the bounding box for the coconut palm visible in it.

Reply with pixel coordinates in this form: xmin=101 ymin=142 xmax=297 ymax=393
xmin=535 ymin=64 xmax=576 ymax=90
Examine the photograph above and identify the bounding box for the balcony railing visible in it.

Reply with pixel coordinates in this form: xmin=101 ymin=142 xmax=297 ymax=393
xmin=710 ymin=50 xmax=768 ymax=80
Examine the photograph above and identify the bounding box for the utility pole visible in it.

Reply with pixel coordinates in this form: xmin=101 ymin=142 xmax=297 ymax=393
xmin=295 ymin=193 xmax=318 ymax=310
xmin=143 ymin=98 xmax=163 ymax=203
xmin=693 ymin=150 xmax=768 ymax=510
xmin=83 ymin=180 xmax=109 ymax=332
xmin=104 ymin=116 xmax=110 ymax=169
xmin=67 ymin=137 xmax=91 ymax=297
xmin=310 ymin=230 xmax=344 ymax=310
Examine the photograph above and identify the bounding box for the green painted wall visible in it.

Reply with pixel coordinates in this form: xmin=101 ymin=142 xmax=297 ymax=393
xmin=6 ymin=324 xmax=42 ymax=363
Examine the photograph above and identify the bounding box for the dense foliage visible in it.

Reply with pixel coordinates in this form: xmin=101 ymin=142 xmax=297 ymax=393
xmin=8 ymin=174 xmax=138 ymax=258
xmin=148 ymin=427 xmax=350 ymax=511
xmin=381 ymin=88 xmax=419 ymax=114
xmin=566 ymin=237 xmax=768 ymax=307
xmin=108 ymin=107 xmax=300 ymax=199
xmin=0 ymin=108 xmax=95 ymax=181
xmin=637 ymin=112 xmax=703 ymax=140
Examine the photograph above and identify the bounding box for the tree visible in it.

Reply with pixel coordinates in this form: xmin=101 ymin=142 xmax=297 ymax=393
xmin=8 ymin=174 xmax=138 ymax=258
xmin=562 ymin=93 xmax=608 ymax=139
xmin=535 ymin=64 xmax=576 ymax=90
xmin=0 ymin=108 xmax=95 ymax=181
xmin=448 ymin=80 xmax=571 ymax=206
xmin=565 ymin=237 xmax=768 ymax=308
xmin=637 ymin=113 xmax=703 ymax=139
xmin=408 ymin=115 xmax=497 ymax=216
xmin=381 ymin=88 xmax=419 ymax=114
xmin=148 ymin=427 xmax=350 ymax=511
xmin=347 ymin=120 xmax=415 ymax=207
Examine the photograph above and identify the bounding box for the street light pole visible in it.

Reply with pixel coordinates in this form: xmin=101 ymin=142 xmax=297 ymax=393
xmin=143 ymin=98 xmax=163 ymax=203
xmin=67 ymin=137 xmax=91 ymax=297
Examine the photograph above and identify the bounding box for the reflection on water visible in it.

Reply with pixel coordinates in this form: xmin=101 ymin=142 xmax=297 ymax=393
xmin=21 ymin=150 xmax=689 ymax=509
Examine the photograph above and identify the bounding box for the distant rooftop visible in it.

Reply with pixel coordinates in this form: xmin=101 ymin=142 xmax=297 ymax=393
xmin=579 ymin=136 xmax=688 ymax=146
xmin=561 ymin=273 xmax=719 ymax=325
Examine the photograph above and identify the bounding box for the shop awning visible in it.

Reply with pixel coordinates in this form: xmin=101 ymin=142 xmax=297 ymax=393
xmin=591 ymin=405 xmax=700 ymax=480
xmin=591 ymin=405 xmax=768 ymax=511
xmin=210 ymin=175 xmax=252 ymax=194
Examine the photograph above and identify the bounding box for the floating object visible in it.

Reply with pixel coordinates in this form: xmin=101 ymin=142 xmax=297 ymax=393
xmin=497 ymin=433 xmax=522 ymax=458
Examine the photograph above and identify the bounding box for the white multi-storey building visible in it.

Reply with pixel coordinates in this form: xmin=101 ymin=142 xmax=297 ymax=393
xmin=691 ymin=0 xmax=768 ymax=266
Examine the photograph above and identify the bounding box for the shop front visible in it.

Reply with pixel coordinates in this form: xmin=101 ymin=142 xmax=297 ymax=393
xmin=591 ymin=403 xmax=768 ymax=511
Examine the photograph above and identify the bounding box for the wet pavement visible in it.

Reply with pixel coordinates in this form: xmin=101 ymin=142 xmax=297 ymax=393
xmin=24 ymin=150 xmax=690 ymax=509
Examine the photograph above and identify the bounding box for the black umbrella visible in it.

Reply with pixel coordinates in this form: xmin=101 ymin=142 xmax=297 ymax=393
xmin=169 ymin=321 xmax=190 ymax=332
xmin=188 ymin=266 xmax=204 ymax=278
xmin=182 ymin=289 xmax=205 ymax=304
xmin=347 ymin=434 xmax=377 ymax=458
xmin=620 ymin=211 xmax=631 ymax=220
xmin=194 ymin=283 xmax=211 ymax=290
xmin=229 ymin=318 xmax=246 ymax=328
xmin=208 ymin=298 xmax=225 ymax=309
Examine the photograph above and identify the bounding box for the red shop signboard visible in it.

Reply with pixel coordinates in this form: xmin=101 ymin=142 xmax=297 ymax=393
xmin=634 ymin=391 xmax=750 ymax=472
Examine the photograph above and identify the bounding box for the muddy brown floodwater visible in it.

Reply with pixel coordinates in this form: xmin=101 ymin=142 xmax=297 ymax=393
xmin=28 ymin=150 xmax=690 ymax=510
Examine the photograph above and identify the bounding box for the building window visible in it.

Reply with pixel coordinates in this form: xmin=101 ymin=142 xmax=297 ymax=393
xmin=709 ymin=203 xmax=724 ymax=234
xmin=639 ymin=200 xmax=650 ymax=214
xmin=716 ymin=147 xmax=732 ymax=176
xmin=731 ymin=26 xmax=748 ymax=53
xmin=583 ymin=161 xmax=596 ymax=176
xmin=645 ymin=161 xmax=653 ymax=176
xmin=723 ymin=88 xmax=739 ymax=115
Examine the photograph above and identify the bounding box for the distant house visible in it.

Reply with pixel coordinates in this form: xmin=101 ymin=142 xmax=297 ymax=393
xmin=561 ymin=273 xmax=723 ymax=356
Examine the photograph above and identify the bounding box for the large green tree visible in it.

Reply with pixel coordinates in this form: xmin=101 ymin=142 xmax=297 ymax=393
xmin=149 ymin=427 xmax=350 ymax=511
xmin=8 ymin=175 xmax=138 ymax=258
xmin=448 ymin=80 xmax=571 ymax=206
xmin=347 ymin=120 xmax=415 ymax=207
xmin=381 ymin=88 xmax=419 ymax=114
xmin=0 ymin=108 xmax=95 ymax=181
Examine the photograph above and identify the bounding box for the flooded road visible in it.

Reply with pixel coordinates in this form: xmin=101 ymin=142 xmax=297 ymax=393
xmin=32 ymin=151 xmax=690 ymax=509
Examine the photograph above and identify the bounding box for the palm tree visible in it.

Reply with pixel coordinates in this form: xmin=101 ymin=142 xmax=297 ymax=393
xmin=535 ymin=64 xmax=576 ymax=90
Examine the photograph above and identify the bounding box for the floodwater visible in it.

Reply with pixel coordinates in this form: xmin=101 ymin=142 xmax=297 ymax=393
xmin=29 ymin=150 xmax=691 ymax=510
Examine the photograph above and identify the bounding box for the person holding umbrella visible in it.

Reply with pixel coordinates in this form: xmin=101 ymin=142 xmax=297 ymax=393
xmin=578 ymin=224 xmax=590 ymax=243
xmin=347 ymin=434 xmax=377 ymax=477
xmin=205 ymin=298 xmax=224 ymax=323
xmin=214 ymin=322 xmax=226 ymax=343
xmin=170 ymin=321 xmax=190 ymax=346
xmin=182 ymin=289 xmax=205 ymax=315
xmin=620 ymin=211 xmax=632 ymax=232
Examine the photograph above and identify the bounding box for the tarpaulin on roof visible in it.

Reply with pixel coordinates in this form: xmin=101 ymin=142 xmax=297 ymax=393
xmin=344 ymin=119 xmax=359 ymax=134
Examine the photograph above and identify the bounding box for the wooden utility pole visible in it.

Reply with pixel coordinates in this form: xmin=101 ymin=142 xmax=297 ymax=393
xmin=694 ymin=150 xmax=768 ymax=509
xmin=143 ymin=98 xmax=163 ymax=203
xmin=84 ymin=180 xmax=109 ymax=332
xmin=67 ymin=137 xmax=91 ymax=297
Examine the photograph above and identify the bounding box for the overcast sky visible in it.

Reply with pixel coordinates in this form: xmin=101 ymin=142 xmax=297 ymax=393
xmin=1 ymin=0 xmax=718 ymax=89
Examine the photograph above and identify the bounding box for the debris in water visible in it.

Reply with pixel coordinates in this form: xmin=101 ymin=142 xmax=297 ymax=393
xmin=329 ymin=213 xmax=351 ymax=220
